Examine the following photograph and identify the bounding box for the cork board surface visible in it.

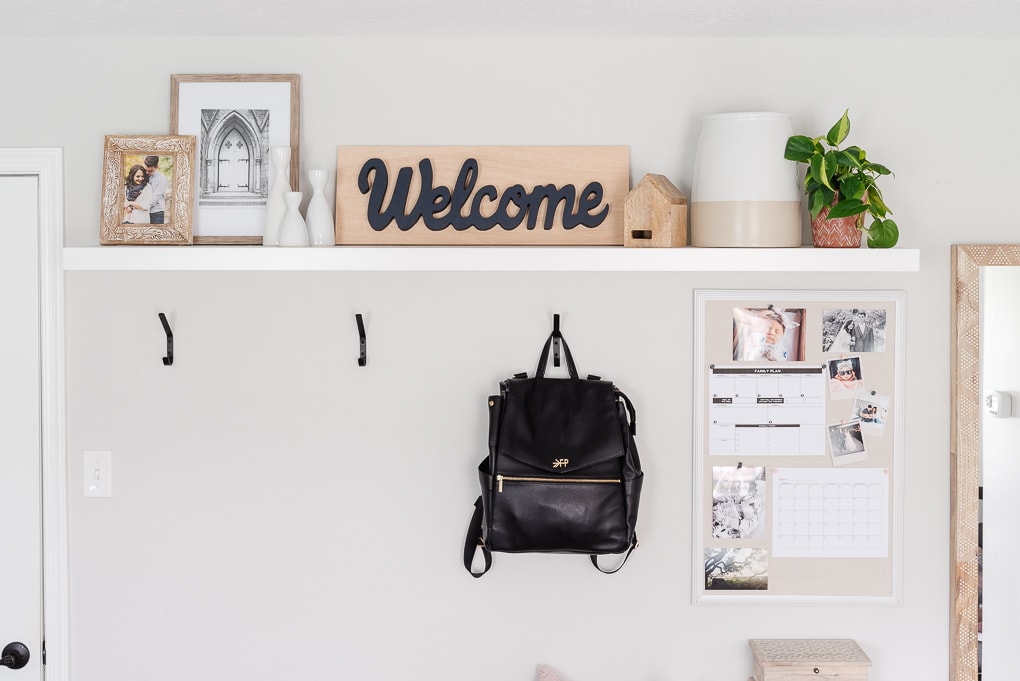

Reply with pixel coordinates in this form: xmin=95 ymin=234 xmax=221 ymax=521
xmin=694 ymin=290 xmax=904 ymax=603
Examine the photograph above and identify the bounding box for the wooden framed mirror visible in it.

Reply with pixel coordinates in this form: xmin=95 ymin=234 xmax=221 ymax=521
xmin=951 ymin=244 xmax=1020 ymax=681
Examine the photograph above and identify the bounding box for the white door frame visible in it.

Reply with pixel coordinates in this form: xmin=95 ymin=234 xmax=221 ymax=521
xmin=0 ymin=148 xmax=69 ymax=681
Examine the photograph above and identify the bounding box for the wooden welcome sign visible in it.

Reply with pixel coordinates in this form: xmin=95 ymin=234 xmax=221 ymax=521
xmin=334 ymin=146 xmax=629 ymax=245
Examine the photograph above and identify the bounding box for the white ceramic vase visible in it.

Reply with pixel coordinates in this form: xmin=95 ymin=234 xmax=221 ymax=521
xmin=262 ymin=146 xmax=291 ymax=247
xmin=690 ymin=112 xmax=801 ymax=248
xmin=305 ymin=169 xmax=335 ymax=247
xmin=278 ymin=192 xmax=309 ymax=247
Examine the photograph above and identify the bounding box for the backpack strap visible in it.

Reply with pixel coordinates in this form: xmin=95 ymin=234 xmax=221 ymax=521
xmin=589 ymin=537 xmax=639 ymax=574
xmin=463 ymin=497 xmax=492 ymax=578
xmin=615 ymin=389 xmax=637 ymax=436
xmin=536 ymin=330 xmax=579 ymax=379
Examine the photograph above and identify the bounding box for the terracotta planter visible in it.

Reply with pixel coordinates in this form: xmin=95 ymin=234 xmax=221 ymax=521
xmin=811 ymin=204 xmax=863 ymax=248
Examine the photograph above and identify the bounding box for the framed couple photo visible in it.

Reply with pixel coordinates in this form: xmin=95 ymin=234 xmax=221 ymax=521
xmin=100 ymin=135 xmax=196 ymax=245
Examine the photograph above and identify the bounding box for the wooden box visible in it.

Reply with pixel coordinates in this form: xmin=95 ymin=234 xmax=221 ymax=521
xmin=749 ymin=639 xmax=871 ymax=681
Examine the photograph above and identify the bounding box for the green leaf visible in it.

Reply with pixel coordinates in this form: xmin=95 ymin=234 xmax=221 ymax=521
xmin=833 ymin=150 xmax=861 ymax=168
xmin=809 ymin=154 xmax=833 ymax=191
xmin=826 ymin=198 xmax=869 ymax=219
xmin=824 ymin=150 xmax=838 ymax=171
xmin=866 ymin=218 xmax=899 ymax=248
xmin=809 ymin=190 xmax=829 ymax=218
xmin=844 ymin=146 xmax=864 ymax=161
xmin=867 ymin=190 xmax=890 ymax=217
xmin=867 ymin=163 xmax=893 ymax=176
xmin=839 ymin=176 xmax=866 ymax=201
xmin=826 ymin=109 xmax=851 ymax=146
xmin=784 ymin=135 xmax=816 ymax=161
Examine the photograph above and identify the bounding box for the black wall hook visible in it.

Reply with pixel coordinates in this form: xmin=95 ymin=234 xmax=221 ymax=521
xmin=552 ymin=314 xmax=561 ymax=367
xmin=158 ymin=313 xmax=173 ymax=366
xmin=356 ymin=313 xmax=366 ymax=367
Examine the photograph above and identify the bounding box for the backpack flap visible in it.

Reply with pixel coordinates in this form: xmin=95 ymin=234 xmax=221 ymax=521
xmin=498 ymin=376 xmax=624 ymax=475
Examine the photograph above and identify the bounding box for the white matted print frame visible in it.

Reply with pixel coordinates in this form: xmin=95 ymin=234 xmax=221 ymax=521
xmin=100 ymin=135 xmax=195 ymax=245
xmin=170 ymin=74 xmax=300 ymax=244
xmin=693 ymin=289 xmax=906 ymax=605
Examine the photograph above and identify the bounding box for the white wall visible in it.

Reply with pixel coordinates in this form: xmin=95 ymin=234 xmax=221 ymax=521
xmin=980 ymin=266 xmax=1020 ymax=679
xmin=4 ymin=35 xmax=1018 ymax=681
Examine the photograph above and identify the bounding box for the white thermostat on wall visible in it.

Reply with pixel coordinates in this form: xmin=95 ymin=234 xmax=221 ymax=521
xmin=985 ymin=390 xmax=1013 ymax=418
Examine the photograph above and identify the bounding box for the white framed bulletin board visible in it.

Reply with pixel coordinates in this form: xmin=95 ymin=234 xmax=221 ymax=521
xmin=693 ymin=290 xmax=905 ymax=604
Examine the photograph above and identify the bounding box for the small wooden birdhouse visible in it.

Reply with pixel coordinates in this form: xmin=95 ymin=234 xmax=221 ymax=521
xmin=623 ymin=173 xmax=688 ymax=247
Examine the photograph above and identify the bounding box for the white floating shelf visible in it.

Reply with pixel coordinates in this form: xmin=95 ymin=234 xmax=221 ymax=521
xmin=62 ymin=246 xmax=920 ymax=273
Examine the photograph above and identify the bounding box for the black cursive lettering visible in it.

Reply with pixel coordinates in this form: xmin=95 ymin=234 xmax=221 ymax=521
xmin=358 ymin=157 xmax=610 ymax=232
xmin=359 ymin=158 xmax=418 ymax=231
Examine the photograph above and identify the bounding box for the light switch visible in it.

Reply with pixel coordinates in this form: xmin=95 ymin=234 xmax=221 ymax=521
xmin=83 ymin=450 xmax=112 ymax=497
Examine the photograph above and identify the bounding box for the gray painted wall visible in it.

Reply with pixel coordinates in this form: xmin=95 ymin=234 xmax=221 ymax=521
xmin=4 ymin=35 xmax=1014 ymax=681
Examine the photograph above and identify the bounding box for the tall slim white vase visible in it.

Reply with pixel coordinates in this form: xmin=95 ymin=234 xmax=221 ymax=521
xmin=277 ymin=192 xmax=309 ymax=247
xmin=262 ymin=146 xmax=291 ymax=247
xmin=305 ymin=169 xmax=335 ymax=247
xmin=690 ymin=112 xmax=801 ymax=247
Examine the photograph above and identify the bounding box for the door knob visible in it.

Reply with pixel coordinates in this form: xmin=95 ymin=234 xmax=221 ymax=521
xmin=0 ymin=643 xmax=29 ymax=670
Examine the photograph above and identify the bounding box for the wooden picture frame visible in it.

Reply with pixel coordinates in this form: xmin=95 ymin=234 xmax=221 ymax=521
xmin=693 ymin=289 xmax=905 ymax=604
xmin=100 ymin=135 xmax=196 ymax=245
xmin=170 ymin=74 xmax=300 ymax=244
xmin=950 ymin=245 xmax=1020 ymax=681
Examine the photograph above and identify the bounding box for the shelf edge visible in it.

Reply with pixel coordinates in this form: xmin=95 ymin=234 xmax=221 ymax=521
xmin=61 ymin=246 xmax=921 ymax=273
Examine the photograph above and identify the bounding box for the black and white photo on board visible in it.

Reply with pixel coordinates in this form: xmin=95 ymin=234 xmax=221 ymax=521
xmin=827 ymin=421 xmax=868 ymax=465
xmin=712 ymin=465 xmax=766 ymax=540
xmin=822 ymin=308 xmax=887 ymax=353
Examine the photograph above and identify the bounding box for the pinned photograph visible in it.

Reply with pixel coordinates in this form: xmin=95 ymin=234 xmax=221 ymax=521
xmin=712 ymin=465 xmax=766 ymax=540
xmin=822 ymin=308 xmax=887 ymax=353
xmin=853 ymin=392 xmax=890 ymax=436
xmin=733 ymin=306 xmax=805 ymax=361
xmin=704 ymin=547 xmax=768 ymax=590
xmin=827 ymin=356 xmax=864 ymax=400
xmin=827 ymin=421 xmax=868 ymax=465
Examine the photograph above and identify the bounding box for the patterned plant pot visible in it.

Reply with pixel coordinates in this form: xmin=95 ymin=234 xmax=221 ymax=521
xmin=811 ymin=204 xmax=863 ymax=248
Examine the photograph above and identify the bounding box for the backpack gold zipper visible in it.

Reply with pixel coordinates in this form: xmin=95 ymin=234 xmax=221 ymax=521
xmin=497 ymin=474 xmax=621 ymax=492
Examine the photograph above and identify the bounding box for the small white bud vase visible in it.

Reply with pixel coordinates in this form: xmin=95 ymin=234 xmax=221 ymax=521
xmin=305 ymin=169 xmax=335 ymax=247
xmin=277 ymin=192 xmax=309 ymax=247
xmin=262 ymin=146 xmax=291 ymax=247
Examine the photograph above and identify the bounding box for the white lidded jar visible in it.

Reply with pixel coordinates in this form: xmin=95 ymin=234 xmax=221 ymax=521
xmin=690 ymin=112 xmax=802 ymax=247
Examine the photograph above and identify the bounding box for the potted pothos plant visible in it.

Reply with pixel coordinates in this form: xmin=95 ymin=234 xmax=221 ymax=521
xmin=784 ymin=110 xmax=899 ymax=248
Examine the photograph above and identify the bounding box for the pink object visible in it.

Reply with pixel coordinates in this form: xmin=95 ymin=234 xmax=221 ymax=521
xmin=811 ymin=203 xmax=863 ymax=248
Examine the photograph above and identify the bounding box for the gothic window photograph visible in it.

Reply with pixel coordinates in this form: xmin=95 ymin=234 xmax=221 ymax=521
xmin=171 ymin=74 xmax=300 ymax=243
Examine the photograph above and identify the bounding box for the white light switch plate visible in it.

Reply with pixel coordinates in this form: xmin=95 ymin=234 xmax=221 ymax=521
xmin=83 ymin=450 xmax=112 ymax=497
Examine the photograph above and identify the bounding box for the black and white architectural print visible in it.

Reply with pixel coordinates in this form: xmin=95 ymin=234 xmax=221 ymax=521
xmin=198 ymin=109 xmax=271 ymax=206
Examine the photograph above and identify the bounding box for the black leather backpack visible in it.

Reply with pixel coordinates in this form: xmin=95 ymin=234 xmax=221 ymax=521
xmin=464 ymin=328 xmax=643 ymax=576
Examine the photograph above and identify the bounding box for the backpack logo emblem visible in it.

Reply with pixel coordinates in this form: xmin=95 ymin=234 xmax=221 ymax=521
xmin=552 ymin=458 xmax=569 ymax=468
